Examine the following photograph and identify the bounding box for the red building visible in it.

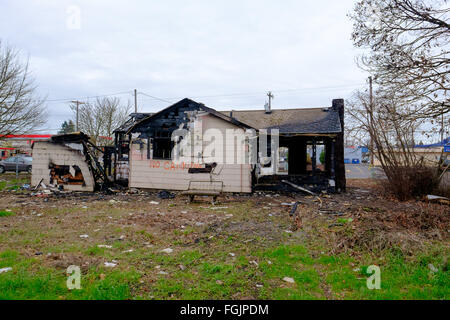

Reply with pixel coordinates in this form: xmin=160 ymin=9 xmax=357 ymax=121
xmin=0 ymin=134 xmax=53 ymax=159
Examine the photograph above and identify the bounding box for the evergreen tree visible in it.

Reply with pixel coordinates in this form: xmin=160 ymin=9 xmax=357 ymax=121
xmin=58 ymin=120 xmax=75 ymax=134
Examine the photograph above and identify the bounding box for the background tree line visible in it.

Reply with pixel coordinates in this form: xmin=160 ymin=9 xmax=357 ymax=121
xmin=0 ymin=39 xmax=132 ymax=147
xmin=59 ymin=97 xmax=132 ymax=145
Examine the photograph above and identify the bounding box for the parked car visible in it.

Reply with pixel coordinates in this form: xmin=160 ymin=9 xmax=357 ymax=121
xmin=0 ymin=156 xmax=32 ymax=174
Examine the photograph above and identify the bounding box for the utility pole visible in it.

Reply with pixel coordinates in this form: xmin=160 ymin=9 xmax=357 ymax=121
xmin=441 ymin=110 xmax=445 ymax=142
xmin=368 ymin=76 xmax=374 ymax=166
xmin=71 ymin=100 xmax=85 ymax=132
xmin=134 ymin=89 xmax=138 ymax=113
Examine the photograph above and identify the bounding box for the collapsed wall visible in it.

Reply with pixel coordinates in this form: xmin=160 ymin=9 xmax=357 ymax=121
xmin=31 ymin=141 xmax=96 ymax=192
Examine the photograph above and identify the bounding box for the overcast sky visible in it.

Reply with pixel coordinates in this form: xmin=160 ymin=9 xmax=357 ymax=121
xmin=0 ymin=0 xmax=368 ymax=133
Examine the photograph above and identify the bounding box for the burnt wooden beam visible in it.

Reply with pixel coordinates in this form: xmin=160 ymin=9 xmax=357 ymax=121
xmin=312 ymin=138 xmax=317 ymax=174
xmin=332 ymin=99 xmax=346 ymax=192
xmin=325 ymin=139 xmax=332 ymax=174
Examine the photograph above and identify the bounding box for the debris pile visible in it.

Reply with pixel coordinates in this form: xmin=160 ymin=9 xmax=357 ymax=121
xmin=425 ymin=195 xmax=450 ymax=206
xmin=0 ymin=267 xmax=12 ymax=274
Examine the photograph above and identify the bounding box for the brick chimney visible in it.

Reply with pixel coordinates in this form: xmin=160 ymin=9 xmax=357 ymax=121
xmin=332 ymin=99 xmax=344 ymax=132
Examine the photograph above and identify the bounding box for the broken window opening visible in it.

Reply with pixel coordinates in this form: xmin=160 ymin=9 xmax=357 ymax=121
xmin=153 ymin=138 xmax=173 ymax=160
xmin=152 ymin=130 xmax=174 ymax=160
xmin=147 ymin=138 xmax=152 ymax=159
xmin=117 ymin=133 xmax=130 ymax=161
xmin=49 ymin=164 xmax=85 ymax=186
xmin=306 ymin=142 xmax=325 ymax=173
xmin=278 ymin=147 xmax=289 ymax=175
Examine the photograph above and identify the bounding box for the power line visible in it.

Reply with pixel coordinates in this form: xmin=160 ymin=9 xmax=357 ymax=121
xmin=42 ymin=90 xmax=133 ymax=103
xmin=15 ymin=83 xmax=364 ymax=106
xmin=138 ymin=91 xmax=173 ymax=103
xmin=137 ymin=83 xmax=365 ymax=102
xmin=198 ymin=82 xmax=364 ymax=99
xmin=23 ymin=128 xmax=61 ymax=132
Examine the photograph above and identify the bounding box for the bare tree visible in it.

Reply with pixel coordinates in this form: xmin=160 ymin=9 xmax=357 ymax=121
xmin=346 ymin=90 xmax=441 ymax=199
xmin=0 ymin=41 xmax=47 ymax=137
xmin=349 ymin=0 xmax=450 ymax=119
xmin=70 ymin=97 xmax=131 ymax=145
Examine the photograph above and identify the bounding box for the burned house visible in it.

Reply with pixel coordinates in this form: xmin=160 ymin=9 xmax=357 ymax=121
xmin=113 ymin=98 xmax=346 ymax=194
xmin=114 ymin=99 xmax=254 ymax=193
xmin=225 ymin=99 xmax=346 ymax=192
xmin=113 ymin=112 xmax=154 ymax=185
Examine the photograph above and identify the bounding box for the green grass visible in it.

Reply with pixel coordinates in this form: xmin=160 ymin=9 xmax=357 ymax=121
xmin=317 ymin=247 xmax=449 ymax=300
xmin=0 ymin=176 xmax=29 ymax=192
xmin=133 ymin=244 xmax=448 ymax=300
xmin=0 ymin=250 xmax=141 ymax=300
xmin=149 ymin=245 xmax=449 ymax=300
xmin=0 ymin=189 xmax=448 ymax=300
xmin=0 ymin=243 xmax=448 ymax=300
xmin=0 ymin=210 xmax=14 ymax=217
xmin=256 ymin=245 xmax=323 ymax=299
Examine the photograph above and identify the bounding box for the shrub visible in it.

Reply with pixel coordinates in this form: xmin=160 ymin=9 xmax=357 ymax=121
xmin=382 ymin=166 xmax=440 ymax=201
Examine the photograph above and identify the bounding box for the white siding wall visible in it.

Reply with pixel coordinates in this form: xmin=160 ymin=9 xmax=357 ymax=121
xmin=129 ymin=113 xmax=252 ymax=193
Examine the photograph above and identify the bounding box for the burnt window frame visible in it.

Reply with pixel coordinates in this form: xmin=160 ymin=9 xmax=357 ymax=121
xmin=152 ymin=130 xmax=174 ymax=160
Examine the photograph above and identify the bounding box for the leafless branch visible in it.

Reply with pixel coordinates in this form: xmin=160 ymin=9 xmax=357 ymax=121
xmin=0 ymin=40 xmax=47 ymax=138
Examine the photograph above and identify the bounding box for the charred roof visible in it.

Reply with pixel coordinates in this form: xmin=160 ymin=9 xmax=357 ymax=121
xmin=50 ymin=132 xmax=91 ymax=143
xmin=220 ymin=107 xmax=342 ymax=134
xmin=114 ymin=113 xmax=154 ymax=134
xmin=115 ymin=98 xmax=344 ymax=135
xmin=126 ymin=98 xmax=252 ymax=134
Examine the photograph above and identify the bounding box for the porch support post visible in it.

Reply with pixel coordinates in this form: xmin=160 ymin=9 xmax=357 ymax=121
xmin=331 ymin=139 xmax=335 ymax=179
xmin=325 ymin=139 xmax=332 ymax=174
xmin=312 ymin=138 xmax=317 ymax=173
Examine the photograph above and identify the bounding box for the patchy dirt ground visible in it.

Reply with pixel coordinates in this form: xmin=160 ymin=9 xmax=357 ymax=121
xmin=323 ymin=180 xmax=449 ymax=254
xmin=0 ymin=174 xmax=448 ymax=300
